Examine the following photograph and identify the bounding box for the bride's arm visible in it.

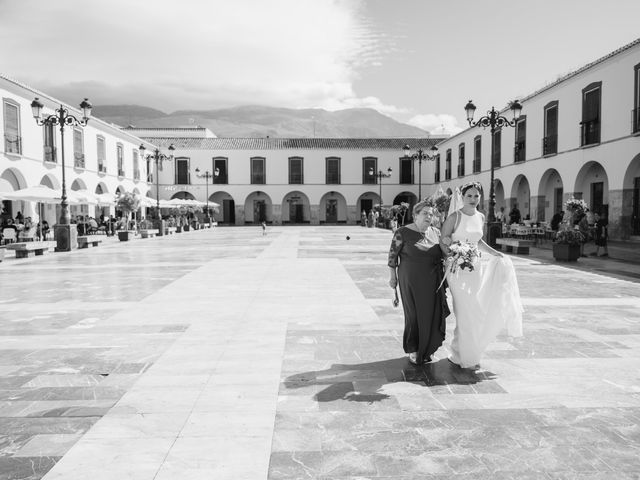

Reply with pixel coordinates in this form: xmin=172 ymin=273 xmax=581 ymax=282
xmin=479 ymin=215 xmax=503 ymax=257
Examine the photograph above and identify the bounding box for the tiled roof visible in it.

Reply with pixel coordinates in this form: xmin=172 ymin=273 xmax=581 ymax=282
xmin=141 ymin=137 xmax=446 ymax=150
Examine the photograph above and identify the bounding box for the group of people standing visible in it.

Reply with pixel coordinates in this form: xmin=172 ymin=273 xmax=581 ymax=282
xmin=388 ymin=182 xmax=523 ymax=368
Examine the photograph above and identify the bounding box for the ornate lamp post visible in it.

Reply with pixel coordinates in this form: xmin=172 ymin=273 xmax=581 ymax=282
xmin=369 ymin=167 xmax=392 ymax=226
xmin=464 ymin=99 xmax=522 ymax=247
xmin=30 ymin=97 xmax=92 ymax=251
xmin=139 ymin=143 xmax=175 ymax=235
xmin=195 ymin=167 xmax=219 ymax=224
xmin=402 ymin=144 xmax=439 ymax=200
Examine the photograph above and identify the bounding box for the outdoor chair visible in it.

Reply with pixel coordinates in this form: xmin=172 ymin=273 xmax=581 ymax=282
xmin=2 ymin=228 xmax=17 ymax=244
xmin=18 ymin=226 xmax=38 ymax=242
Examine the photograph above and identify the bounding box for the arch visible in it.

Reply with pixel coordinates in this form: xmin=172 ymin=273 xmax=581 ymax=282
xmin=95 ymin=182 xmax=109 ymax=194
xmin=211 ymin=191 xmax=235 ymax=224
xmin=281 ymin=190 xmax=309 ymax=224
xmin=171 ymin=191 xmax=195 ymax=200
xmin=574 ymin=161 xmax=609 ymax=216
xmin=537 ymin=168 xmax=564 ymax=221
xmin=493 ymin=179 xmax=506 ymax=213
xmin=115 ymin=186 xmax=124 ymax=195
xmin=1 ymin=168 xmax=27 ymax=191
xmin=392 ymin=191 xmax=418 ymax=223
xmin=622 ymin=153 xmax=640 ymax=236
xmin=39 ymin=174 xmax=59 ymax=189
xmin=319 ymin=191 xmax=347 ymax=223
xmin=70 ymin=178 xmax=87 ymax=191
xmin=245 ymin=191 xmax=273 ymax=224
xmin=356 ymin=191 xmax=379 ymax=216
xmin=132 ymin=187 xmax=141 ymax=195
xmin=510 ymin=175 xmax=531 ymax=220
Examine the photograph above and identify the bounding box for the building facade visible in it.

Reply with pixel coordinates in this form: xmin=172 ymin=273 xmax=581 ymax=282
xmin=428 ymin=38 xmax=640 ymax=240
xmin=138 ymin=136 xmax=442 ymax=225
xmin=1 ymin=74 xmax=151 ymax=225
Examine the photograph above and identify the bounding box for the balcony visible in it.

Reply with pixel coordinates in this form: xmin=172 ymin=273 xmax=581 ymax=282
xmin=214 ymin=174 xmax=228 ymax=184
xmin=44 ymin=145 xmax=57 ymax=163
xmin=74 ymin=153 xmax=85 ymax=169
xmin=445 ymin=169 xmax=451 ymax=180
xmin=326 ymin=174 xmax=340 ymax=184
xmin=4 ymin=134 xmax=22 ymax=154
xmin=434 ymin=172 xmax=440 ymax=183
xmin=118 ymin=169 xmax=125 ymax=178
xmin=580 ymin=119 xmax=600 ymax=146
xmin=472 ymin=159 xmax=481 ymax=173
xmin=492 ymin=154 xmax=501 ymax=169
xmin=632 ymin=108 xmax=640 ymax=134
xmin=542 ymin=135 xmax=557 ymax=156
xmin=98 ymin=164 xmax=107 ymax=174
xmin=134 ymin=170 xmax=140 ymax=181
xmin=251 ymin=174 xmax=266 ymax=185
xmin=457 ymin=162 xmax=465 ymax=177
xmin=514 ymin=141 xmax=526 ymax=163
xmin=147 ymin=173 xmax=153 ymax=183
xmin=289 ymin=174 xmax=303 ymax=184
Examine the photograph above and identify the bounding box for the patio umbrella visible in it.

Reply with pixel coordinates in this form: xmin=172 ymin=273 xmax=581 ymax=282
xmin=94 ymin=193 xmax=116 ymax=206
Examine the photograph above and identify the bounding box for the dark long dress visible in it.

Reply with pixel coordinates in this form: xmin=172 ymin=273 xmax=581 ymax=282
xmin=388 ymin=226 xmax=449 ymax=364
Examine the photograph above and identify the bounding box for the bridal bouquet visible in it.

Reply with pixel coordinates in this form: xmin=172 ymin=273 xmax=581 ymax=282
xmin=445 ymin=240 xmax=481 ymax=274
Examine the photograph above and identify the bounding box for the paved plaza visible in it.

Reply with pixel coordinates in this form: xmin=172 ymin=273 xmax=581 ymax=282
xmin=0 ymin=226 xmax=639 ymax=479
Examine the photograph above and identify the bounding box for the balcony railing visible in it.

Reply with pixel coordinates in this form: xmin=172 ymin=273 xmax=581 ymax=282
xmin=74 ymin=153 xmax=85 ymax=169
xmin=326 ymin=174 xmax=340 ymax=184
xmin=581 ymin=120 xmax=600 ymax=146
xmin=514 ymin=141 xmax=526 ymax=163
xmin=632 ymin=108 xmax=640 ymax=134
xmin=98 ymin=164 xmax=106 ymax=173
xmin=118 ymin=169 xmax=125 ymax=177
xmin=472 ymin=159 xmax=481 ymax=173
xmin=251 ymin=174 xmax=265 ymax=184
xmin=457 ymin=162 xmax=465 ymax=177
xmin=542 ymin=135 xmax=557 ymax=155
xmin=44 ymin=145 xmax=57 ymax=163
xmin=434 ymin=172 xmax=440 ymax=183
xmin=492 ymin=153 xmax=501 ymax=168
xmin=4 ymin=134 xmax=22 ymax=154
xmin=214 ymin=174 xmax=228 ymax=184
xmin=134 ymin=170 xmax=140 ymax=180
xmin=445 ymin=168 xmax=451 ymax=180
xmin=289 ymin=174 xmax=303 ymax=184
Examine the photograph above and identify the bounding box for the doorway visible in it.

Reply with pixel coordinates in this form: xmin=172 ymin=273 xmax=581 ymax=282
xmin=633 ymin=177 xmax=640 ymax=235
xmin=326 ymin=199 xmax=337 ymax=223
xmin=254 ymin=200 xmax=266 ymax=223
xmin=223 ymin=199 xmax=235 ymax=224
xmin=289 ymin=203 xmax=303 ymax=223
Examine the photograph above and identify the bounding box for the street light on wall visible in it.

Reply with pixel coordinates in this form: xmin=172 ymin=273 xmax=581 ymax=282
xmin=369 ymin=166 xmax=392 ymax=208
xmin=464 ymin=99 xmax=522 ymax=246
xmin=139 ymin=143 xmax=175 ymax=234
xmin=195 ymin=167 xmax=219 ymax=221
xmin=31 ymin=97 xmax=92 ymax=251
xmin=402 ymin=144 xmax=439 ymax=200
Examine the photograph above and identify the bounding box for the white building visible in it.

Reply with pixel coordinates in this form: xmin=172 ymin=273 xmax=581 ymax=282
xmin=429 ymin=38 xmax=640 ymax=240
xmin=0 ymin=74 xmax=151 ymax=226
xmin=138 ymin=137 xmax=443 ymax=225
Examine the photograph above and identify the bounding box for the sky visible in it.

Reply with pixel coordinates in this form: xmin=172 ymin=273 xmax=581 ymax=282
xmin=1 ymin=0 xmax=640 ymax=135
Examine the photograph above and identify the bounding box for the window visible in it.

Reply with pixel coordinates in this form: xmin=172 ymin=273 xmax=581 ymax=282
xmin=445 ymin=149 xmax=451 ymax=180
xmin=399 ymin=156 xmax=413 ymax=184
xmin=492 ymin=130 xmax=502 ymax=168
xmin=146 ymin=158 xmax=152 ymax=182
xmin=514 ymin=116 xmax=526 ymax=162
xmin=473 ymin=136 xmax=481 ymax=173
xmin=363 ymin=157 xmax=377 ymax=184
xmin=133 ymin=149 xmax=140 ymax=180
xmin=3 ymin=99 xmax=21 ymax=154
xmin=116 ymin=143 xmax=124 ymax=177
xmin=73 ymin=127 xmax=84 ymax=168
xmin=97 ymin=135 xmax=106 ymax=172
xmin=326 ymin=157 xmax=340 ymax=184
xmin=434 ymin=154 xmax=441 ymax=183
xmin=543 ymin=101 xmax=558 ymax=155
xmin=289 ymin=156 xmax=303 ymax=184
xmin=251 ymin=157 xmax=265 ymax=184
xmin=175 ymin=157 xmax=190 ymax=184
xmin=43 ymin=123 xmax=57 ymax=163
xmin=213 ymin=157 xmax=228 ymax=184
xmin=581 ymin=81 xmax=601 ymax=146
xmin=633 ymin=64 xmax=640 ymax=133
xmin=457 ymin=143 xmax=465 ymax=177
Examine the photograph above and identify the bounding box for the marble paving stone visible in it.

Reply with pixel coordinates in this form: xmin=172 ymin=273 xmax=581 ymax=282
xmin=13 ymin=434 xmax=82 ymax=457
xmin=0 ymin=457 xmax=60 ymax=480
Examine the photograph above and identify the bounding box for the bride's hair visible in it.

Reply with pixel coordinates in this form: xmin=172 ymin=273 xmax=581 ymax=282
xmin=460 ymin=181 xmax=482 ymax=195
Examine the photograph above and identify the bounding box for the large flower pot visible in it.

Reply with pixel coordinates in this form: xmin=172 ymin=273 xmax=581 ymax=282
xmin=117 ymin=230 xmax=135 ymax=242
xmin=553 ymin=243 xmax=580 ymax=262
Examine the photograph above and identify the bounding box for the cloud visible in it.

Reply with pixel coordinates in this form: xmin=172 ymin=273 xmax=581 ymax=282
xmin=407 ymin=113 xmax=463 ymax=136
xmin=0 ymin=0 xmax=391 ymax=114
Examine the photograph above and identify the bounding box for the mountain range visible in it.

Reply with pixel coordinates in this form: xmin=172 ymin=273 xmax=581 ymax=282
xmin=91 ymin=105 xmax=429 ymax=138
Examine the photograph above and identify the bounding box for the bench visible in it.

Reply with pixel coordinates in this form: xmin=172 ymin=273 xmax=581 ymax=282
xmin=166 ymin=227 xmax=177 ymax=235
xmin=496 ymin=238 xmax=535 ymax=255
xmin=6 ymin=241 xmax=57 ymax=258
xmin=0 ymin=246 xmax=5 ymax=262
xmin=140 ymin=229 xmax=159 ymax=239
xmin=77 ymin=236 xmax=103 ymax=248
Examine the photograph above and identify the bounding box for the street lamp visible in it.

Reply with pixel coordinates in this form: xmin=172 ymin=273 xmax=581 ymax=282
xmin=195 ymin=167 xmax=219 ymax=222
xmin=139 ymin=143 xmax=175 ymax=235
xmin=31 ymin=97 xmax=92 ymax=251
xmin=464 ymin=99 xmax=522 ymax=247
xmin=402 ymin=144 xmax=439 ymax=200
xmin=369 ymin=166 xmax=392 ymax=208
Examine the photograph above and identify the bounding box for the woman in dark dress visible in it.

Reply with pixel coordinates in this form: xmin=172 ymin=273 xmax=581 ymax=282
xmin=388 ymin=200 xmax=449 ymax=365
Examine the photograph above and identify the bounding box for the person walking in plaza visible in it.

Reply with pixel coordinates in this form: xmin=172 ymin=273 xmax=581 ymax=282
xmin=388 ymin=199 xmax=449 ymax=365
xmin=591 ymin=212 xmax=609 ymax=257
xmin=440 ymin=182 xmax=523 ymax=369
xmin=508 ymin=204 xmax=521 ymax=225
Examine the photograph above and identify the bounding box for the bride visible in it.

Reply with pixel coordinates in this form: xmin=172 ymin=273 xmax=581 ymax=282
xmin=439 ymin=182 xmax=523 ymax=368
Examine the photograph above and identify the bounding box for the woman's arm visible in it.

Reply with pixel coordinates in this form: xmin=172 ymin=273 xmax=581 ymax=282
xmin=439 ymin=214 xmax=456 ymax=256
xmin=388 ymin=230 xmax=403 ymax=288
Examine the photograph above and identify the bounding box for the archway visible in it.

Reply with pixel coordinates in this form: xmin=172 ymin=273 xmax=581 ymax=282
xmin=622 ymin=153 xmax=640 ymax=236
xmin=171 ymin=191 xmax=196 ymax=200
xmin=537 ymin=169 xmax=564 ymax=222
xmin=392 ymin=191 xmax=418 ymax=224
xmin=574 ymin=161 xmax=608 ymax=217
xmin=510 ymin=175 xmax=531 ymax=221
xmin=0 ymin=168 xmax=27 ymax=222
xmin=319 ymin=191 xmax=347 ymax=223
xmin=244 ymin=191 xmax=273 ymax=224
xmin=493 ymin=180 xmax=506 ymax=214
xmin=211 ymin=191 xmax=235 ymax=224
xmin=281 ymin=191 xmax=309 ymax=224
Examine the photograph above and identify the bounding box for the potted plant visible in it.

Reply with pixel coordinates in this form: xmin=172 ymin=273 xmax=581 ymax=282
xmin=115 ymin=192 xmax=140 ymax=241
xmin=552 ymin=228 xmax=585 ymax=261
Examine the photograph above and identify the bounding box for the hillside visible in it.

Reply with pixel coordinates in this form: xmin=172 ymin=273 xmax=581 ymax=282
xmin=91 ymin=104 xmax=428 ymax=138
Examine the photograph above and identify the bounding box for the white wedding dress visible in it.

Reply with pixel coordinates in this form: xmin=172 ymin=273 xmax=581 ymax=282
xmin=447 ymin=211 xmax=523 ymax=367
